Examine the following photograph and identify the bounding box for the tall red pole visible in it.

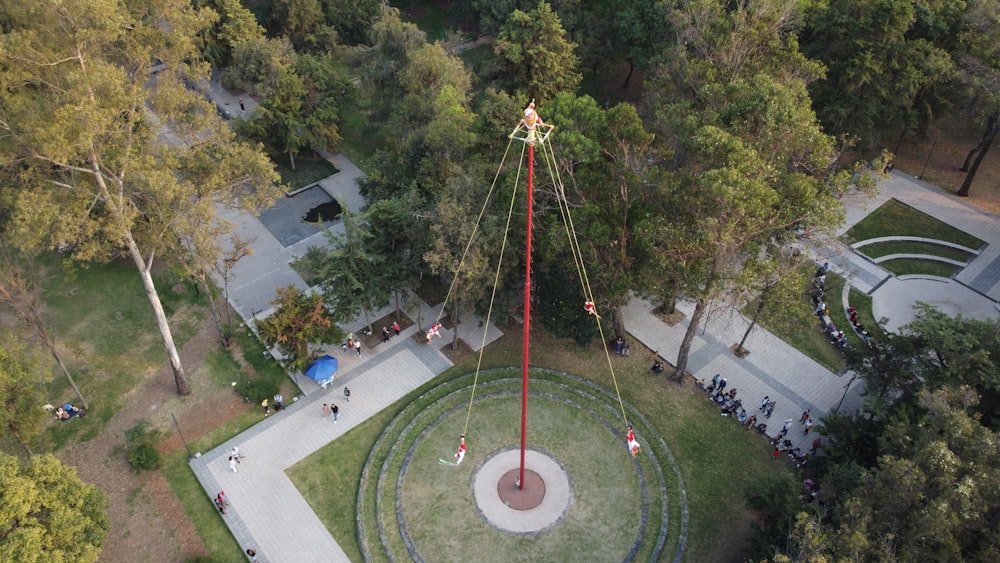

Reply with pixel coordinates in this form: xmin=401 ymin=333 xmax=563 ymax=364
xmin=520 ymin=142 xmax=534 ymax=490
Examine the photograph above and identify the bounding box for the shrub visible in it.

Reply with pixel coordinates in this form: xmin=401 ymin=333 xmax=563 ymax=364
xmin=127 ymin=443 xmax=161 ymax=471
xmin=124 ymin=419 xmax=162 ymax=472
xmin=237 ymin=377 xmax=278 ymax=403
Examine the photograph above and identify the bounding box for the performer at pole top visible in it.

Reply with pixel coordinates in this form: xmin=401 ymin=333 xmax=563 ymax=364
xmin=626 ymin=425 xmax=641 ymax=457
xmin=454 ymin=434 xmax=467 ymax=465
xmin=522 ymin=101 xmax=543 ymax=130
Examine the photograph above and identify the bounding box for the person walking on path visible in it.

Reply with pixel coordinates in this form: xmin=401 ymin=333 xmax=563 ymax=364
xmin=229 ymin=456 xmax=238 ymax=473
xmin=781 ymin=419 xmax=793 ymax=435
xmin=246 ymin=548 xmax=258 ymax=562
xmin=273 ymin=393 xmax=283 ymax=411
xmin=261 ymin=398 xmax=269 ymax=417
xmin=322 ymin=403 xmax=330 ymax=420
xmin=382 ymin=326 xmax=391 ymax=342
xmin=800 ymin=410 xmax=810 ymax=424
xmin=331 ymin=403 xmax=339 ymax=423
xmin=344 ymin=387 xmax=350 ymax=402
xmin=393 ymin=321 xmax=400 ymax=336
xmin=759 ymin=396 xmax=770 ymax=411
xmin=354 ymin=339 xmax=362 ymax=356
xmin=804 ymin=419 xmax=814 ymax=435
xmin=231 ymin=446 xmax=243 ymax=463
xmin=239 ymin=97 xmax=245 ymax=112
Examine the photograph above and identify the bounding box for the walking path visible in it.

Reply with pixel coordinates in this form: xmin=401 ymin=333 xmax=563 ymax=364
xmin=193 ymin=77 xmax=1000 ymax=561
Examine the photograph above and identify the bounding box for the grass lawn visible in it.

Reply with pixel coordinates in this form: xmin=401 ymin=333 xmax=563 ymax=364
xmin=843 ymin=198 xmax=985 ymax=249
xmin=288 ymin=324 xmax=787 ymax=562
xmin=879 ymin=258 xmax=960 ymax=278
xmin=856 ymin=240 xmax=975 ymax=262
xmin=756 ymin=271 xmax=848 ymax=372
xmin=848 ymin=288 xmax=884 ymax=340
xmin=33 ymin=255 xmax=206 ymax=447
xmin=275 ymin=153 xmax=339 ymax=192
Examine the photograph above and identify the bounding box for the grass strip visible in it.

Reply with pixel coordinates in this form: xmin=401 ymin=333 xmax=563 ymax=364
xmin=857 ymin=240 xmax=974 ymax=262
xmin=843 ymin=198 xmax=984 ymax=249
xmin=879 ymin=258 xmax=960 ymax=278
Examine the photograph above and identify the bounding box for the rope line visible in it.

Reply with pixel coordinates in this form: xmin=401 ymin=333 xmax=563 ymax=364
xmin=462 ymin=142 xmax=526 ymax=435
xmin=539 ymin=138 xmax=630 ymax=428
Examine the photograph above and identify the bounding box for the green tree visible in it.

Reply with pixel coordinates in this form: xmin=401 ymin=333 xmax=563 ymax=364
xmin=222 ymin=36 xmax=297 ymax=97
xmin=733 ymin=252 xmax=814 ymax=357
xmin=535 ymin=93 xmax=661 ymax=339
xmin=257 ymin=286 xmax=342 ymax=373
xmin=0 ymin=452 xmax=108 ymax=561
xmin=647 ymin=0 xmax=853 ymax=382
xmin=195 ymin=0 xmax=265 ymax=66
xmin=0 ymin=0 xmax=282 ymax=395
xmin=494 ymin=1 xmax=582 ymax=103
xmin=955 ymin=0 xmax=1000 ymax=197
xmin=789 ymin=387 xmax=1000 ymax=561
xmin=364 ymin=195 xmax=428 ymax=319
xmin=0 ymin=338 xmax=50 ymax=457
xmin=801 ymin=0 xmax=956 ymax=147
xmin=360 ymin=3 xmax=426 ymax=120
xmin=0 ymin=253 xmax=88 ymax=409
xmin=309 ymin=208 xmax=389 ymax=333
xmin=424 ymin=173 xmax=506 ymax=350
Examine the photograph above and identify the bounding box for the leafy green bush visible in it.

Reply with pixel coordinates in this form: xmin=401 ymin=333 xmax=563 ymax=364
xmin=237 ymin=377 xmax=278 ymax=404
xmin=124 ymin=419 xmax=162 ymax=472
xmin=127 ymin=443 xmax=161 ymax=471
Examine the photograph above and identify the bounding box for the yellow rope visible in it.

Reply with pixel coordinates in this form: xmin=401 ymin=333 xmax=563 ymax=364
xmin=538 ymin=139 xmax=630 ymax=429
xmin=463 ymin=142 xmax=526 ymax=435
xmin=435 ymin=136 xmax=516 ymax=328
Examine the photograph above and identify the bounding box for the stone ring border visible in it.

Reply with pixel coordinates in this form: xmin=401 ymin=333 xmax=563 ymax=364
xmin=356 ymin=369 xmax=689 ymax=563
xmin=394 ymin=388 xmax=646 ymax=560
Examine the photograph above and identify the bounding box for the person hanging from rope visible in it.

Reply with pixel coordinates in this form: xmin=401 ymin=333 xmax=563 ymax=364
xmin=426 ymin=322 xmax=443 ymax=341
xmin=584 ymin=300 xmax=600 ymax=318
xmin=454 ymin=434 xmax=467 ymax=465
xmin=626 ymin=425 xmax=641 ymax=457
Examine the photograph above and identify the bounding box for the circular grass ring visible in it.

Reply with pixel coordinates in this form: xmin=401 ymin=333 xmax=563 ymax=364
xmin=357 ymin=368 xmax=688 ymax=562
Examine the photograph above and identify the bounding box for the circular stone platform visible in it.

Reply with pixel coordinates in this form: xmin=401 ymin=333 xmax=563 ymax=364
xmin=472 ymin=447 xmax=572 ymax=535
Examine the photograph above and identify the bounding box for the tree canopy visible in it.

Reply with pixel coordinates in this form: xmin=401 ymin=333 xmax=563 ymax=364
xmin=0 ymin=452 xmax=109 ymax=562
xmin=0 ymin=0 xmax=281 ymax=395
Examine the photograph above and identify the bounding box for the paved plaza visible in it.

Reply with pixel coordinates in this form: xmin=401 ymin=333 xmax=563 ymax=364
xmin=191 ymin=85 xmax=1000 ymax=563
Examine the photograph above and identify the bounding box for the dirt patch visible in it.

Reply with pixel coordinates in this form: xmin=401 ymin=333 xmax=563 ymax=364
xmin=57 ymin=311 xmax=254 ymax=562
xmin=653 ymin=308 xmax=686 ymax=327
xmin=438 ymin=337 xmax=474 ymax=364
xmin=354 ymin=311 xmax=414 ymax=350
xmin=893 ymin=117 xmax=1000 ymax=216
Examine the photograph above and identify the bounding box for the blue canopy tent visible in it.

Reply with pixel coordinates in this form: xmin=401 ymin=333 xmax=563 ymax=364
xmin=305 ymin=355 xmax=338 ymax=388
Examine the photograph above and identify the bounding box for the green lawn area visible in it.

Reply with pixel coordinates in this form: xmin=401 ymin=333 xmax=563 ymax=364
xmin=879 ymin=258 xmax=960 ymax=278
xmin=755 ymin=270 xmax=848 ymax=372
xmin=848 ymin=287 xmax=884 ymax=340
xmin=857 ymin=240 xmax=975 ymax=262
xmin=287 ymin=325 xmax=788 ymax=562
xmin=843 ymin=198 xmax=984 ymax=249
xmin=275 ymin=153 xmax=339 ymax=192
xmin=32 ymin=254 xmax=206 ymax=448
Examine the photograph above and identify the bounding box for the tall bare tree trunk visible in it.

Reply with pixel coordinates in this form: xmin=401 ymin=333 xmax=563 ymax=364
xmin=47 ymin=338 xmax=89 ymax=410
xmin=958 ymin=114 xmax=998 ymax=197
xmin=125 ymin=235 xmax=190 ymax=395
xmin=674 ymin=297 xmax=709 ymax=384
